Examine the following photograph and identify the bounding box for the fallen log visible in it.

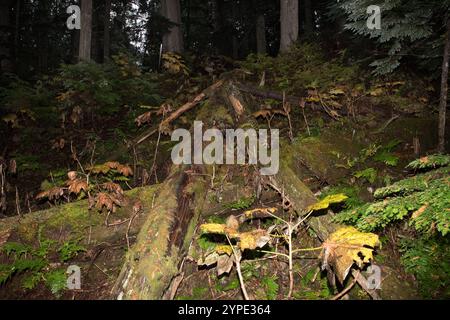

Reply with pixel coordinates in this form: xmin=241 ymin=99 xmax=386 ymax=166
xmin=132 ymin=80 xmax=224 ymax=146
xmin=0 ymin=186 xmax=159 ymax=257
xmin=112 ymin=166 xmax=209 ymax=299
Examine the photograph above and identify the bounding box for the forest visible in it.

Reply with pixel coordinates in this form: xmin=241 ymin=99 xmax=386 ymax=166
xmin=0 ymin=0 xmax=449 ymax=301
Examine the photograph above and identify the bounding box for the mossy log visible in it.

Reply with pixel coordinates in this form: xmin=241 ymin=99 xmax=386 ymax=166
xmin=112 ymin=166 xmax=208 ymax=299
xmin=0 ymin=186 xmax=159 ymax=247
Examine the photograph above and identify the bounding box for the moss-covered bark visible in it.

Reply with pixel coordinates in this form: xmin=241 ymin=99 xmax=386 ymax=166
xmin=0 ymin=186 xmax=159 ymax=247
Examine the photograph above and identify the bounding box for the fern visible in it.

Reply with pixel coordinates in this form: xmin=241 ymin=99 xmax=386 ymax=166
xmin=399 ymin=238 xmax=450 ymax=299
xmin=261 ymin=275 xmax=279 ymax=300
xmin=407 ymin=154 xmax=450 ymax=170
xmin=354 ymin=168 xmax=377 ymax=184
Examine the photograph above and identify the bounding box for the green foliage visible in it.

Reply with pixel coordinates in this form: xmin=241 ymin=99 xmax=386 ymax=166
xmin=58 ymin=240 xmax=86 ymax=262
xmin=0 ymin=75 xmax=53 ymax=123
xmin=335 ymin=0 xmax=449 ymax=75
xmin=197 ymin=234 xmax=218 ymax=251
xmin=55 ymin=59 xmax=162 ymax=119
xmin=223 ymin=196 xmax=255 ymax=210
xmin=45 ymin=269 xmax=67 ymax=296
xmin=335 ymin=157 xmax=450 ymax=236
xmin=242 ymin=43 xmax=360 ymax=94
xmin=294 ymin=269 xmax=333 ymax=300
xmin=320 ymin=185 xmax=364 ymax=209
xmin=354 ymin=168 xmax=377 ymax=184
xmin=399 ymin=238 xmax=450 ymax=299
xmin=221 ymin=278 xmax=240 ymax=292
xmin=261 ymin=275 xmax=279 ymax=300
xmin=374 ymin=166 xmax=450 ymax=199
xmin=0 ymin=236 xmax=83 ymax=296
xmin=407 ymin=154 xmax=450 ymax=170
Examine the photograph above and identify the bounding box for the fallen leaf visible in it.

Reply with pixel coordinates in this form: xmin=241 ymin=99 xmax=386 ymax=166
xmin=307 ymin=194 xmax=348 ymax=212
xmin=321 ymin=226 xmax=379 ymax=284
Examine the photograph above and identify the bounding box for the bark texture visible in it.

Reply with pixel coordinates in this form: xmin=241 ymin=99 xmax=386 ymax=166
xmin=161 ymin=0 xmax=184 ymax=53
xmin=438 ymin=20 xmax=450 ymax=152
xmin=79 ymin=0 xmax=93 ymax=62
xmin=256 ymin=14 xmax=267 ymax=54
xmin=279 ymin=0 xmax=299 ymax=52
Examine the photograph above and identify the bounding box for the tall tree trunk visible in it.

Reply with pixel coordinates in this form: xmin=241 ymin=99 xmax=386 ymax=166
xmin=103 ymin=0 xmax=111 ymax=61
xmin=161 ymin=0 xmax=184 ymax=53
xmin=304 ymin=0 xmax=313 ymax=35
xmin=438 ymin=20 xmax=450 ymax=153
xmin=0 ymin=0 xmax=14 ymax=73
xmin=279 ymin=0 xmax=299 ymax=53
xmin=79 ymin=0 xmax=93 ymax=62
xmin=256 ymin=14 xmax=267 ymax=54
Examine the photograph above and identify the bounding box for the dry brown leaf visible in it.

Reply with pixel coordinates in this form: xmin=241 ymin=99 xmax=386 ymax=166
xmin=101 ymin=182 xmax=124 ymax=195
xmin=105 ymin=161 xmax=120 ymax=169
xmin=225 ymin=215 xmax=240 ymax=231
xmin=95 ymin=192 xmax=122 ymax=213
xmin=36 ymin=187 xmax=64 ymax=201
xmin=135 ymin=111 xmax=155 ymax=127
xmin=67 ymin=179 xmax=88 ymax=195
xmin=117 ymin=164 xmax=133 ymax=177
xmin=217 ymin=254 xmax=235 ymax=276
xmin=412 ymin=204 xmax=428 ymax=219
xmin=67 ymin=171 xmax=77 ymax=181
xmin=229 ymin=94 xmax=244 ymax=116
xmin=253 ymin=109 xmax=272 ymax=119
xmin=0 ymin=229 xmax=11 ymax=248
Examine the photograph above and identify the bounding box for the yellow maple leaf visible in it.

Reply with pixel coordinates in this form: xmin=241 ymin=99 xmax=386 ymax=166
xmin=215 ymin=245 xmax=233 ymax=256
xmin=321 ymin=226 xmax=380 ymax=283
xmin=238 ymin=230 xmax=270 ymax=251
xmin=307 ymin=194 xmax=348 ymax=212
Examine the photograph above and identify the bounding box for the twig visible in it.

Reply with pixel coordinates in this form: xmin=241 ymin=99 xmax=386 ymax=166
xmin=331 ymin=271 xmax=359 ymax=300
xmin=126 ymin=212 xmax=138 ymax=250
xmin=372 ymin=115 xmax=400 ymax=134
xmin=15 ymin=186 xmax=21 ymax=217
xmin=150 ymin=128 xmax=162 ymax=184
xmin=300 ymin=99 xmax=311 ymax=136
xmin=351 ymin=269 xmax=381 ymax=300
xmin=226 ymin=234 xmax=250 ymax=300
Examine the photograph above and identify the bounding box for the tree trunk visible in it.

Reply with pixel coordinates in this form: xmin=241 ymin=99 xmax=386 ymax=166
xmin=161 ymin=0 xmax=184 ymax=53
xmin=79 ymin=0 xmax=93 ymax=62
xmin=256 ymin=14 xmax=267 ymax=54
xmin=103 ymin=0 xmax=111 ymax=61
xmin=304 ymin=0 xmax=313 ymax=35
xmin=438 ymin=20 xmax=450 ymax=153
xmin=279 ymin=0 xmax=299 ymax=53
xmin=0 ymin=0 xmax=15 ymax=73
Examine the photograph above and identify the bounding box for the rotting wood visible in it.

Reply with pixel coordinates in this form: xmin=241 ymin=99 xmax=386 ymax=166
xmin=132 ymin=80 xmax=224 ymax=146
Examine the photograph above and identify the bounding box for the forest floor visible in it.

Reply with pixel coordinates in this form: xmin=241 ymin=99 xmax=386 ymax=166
xmin=0 ymin=46 xmax=449 ymax=299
